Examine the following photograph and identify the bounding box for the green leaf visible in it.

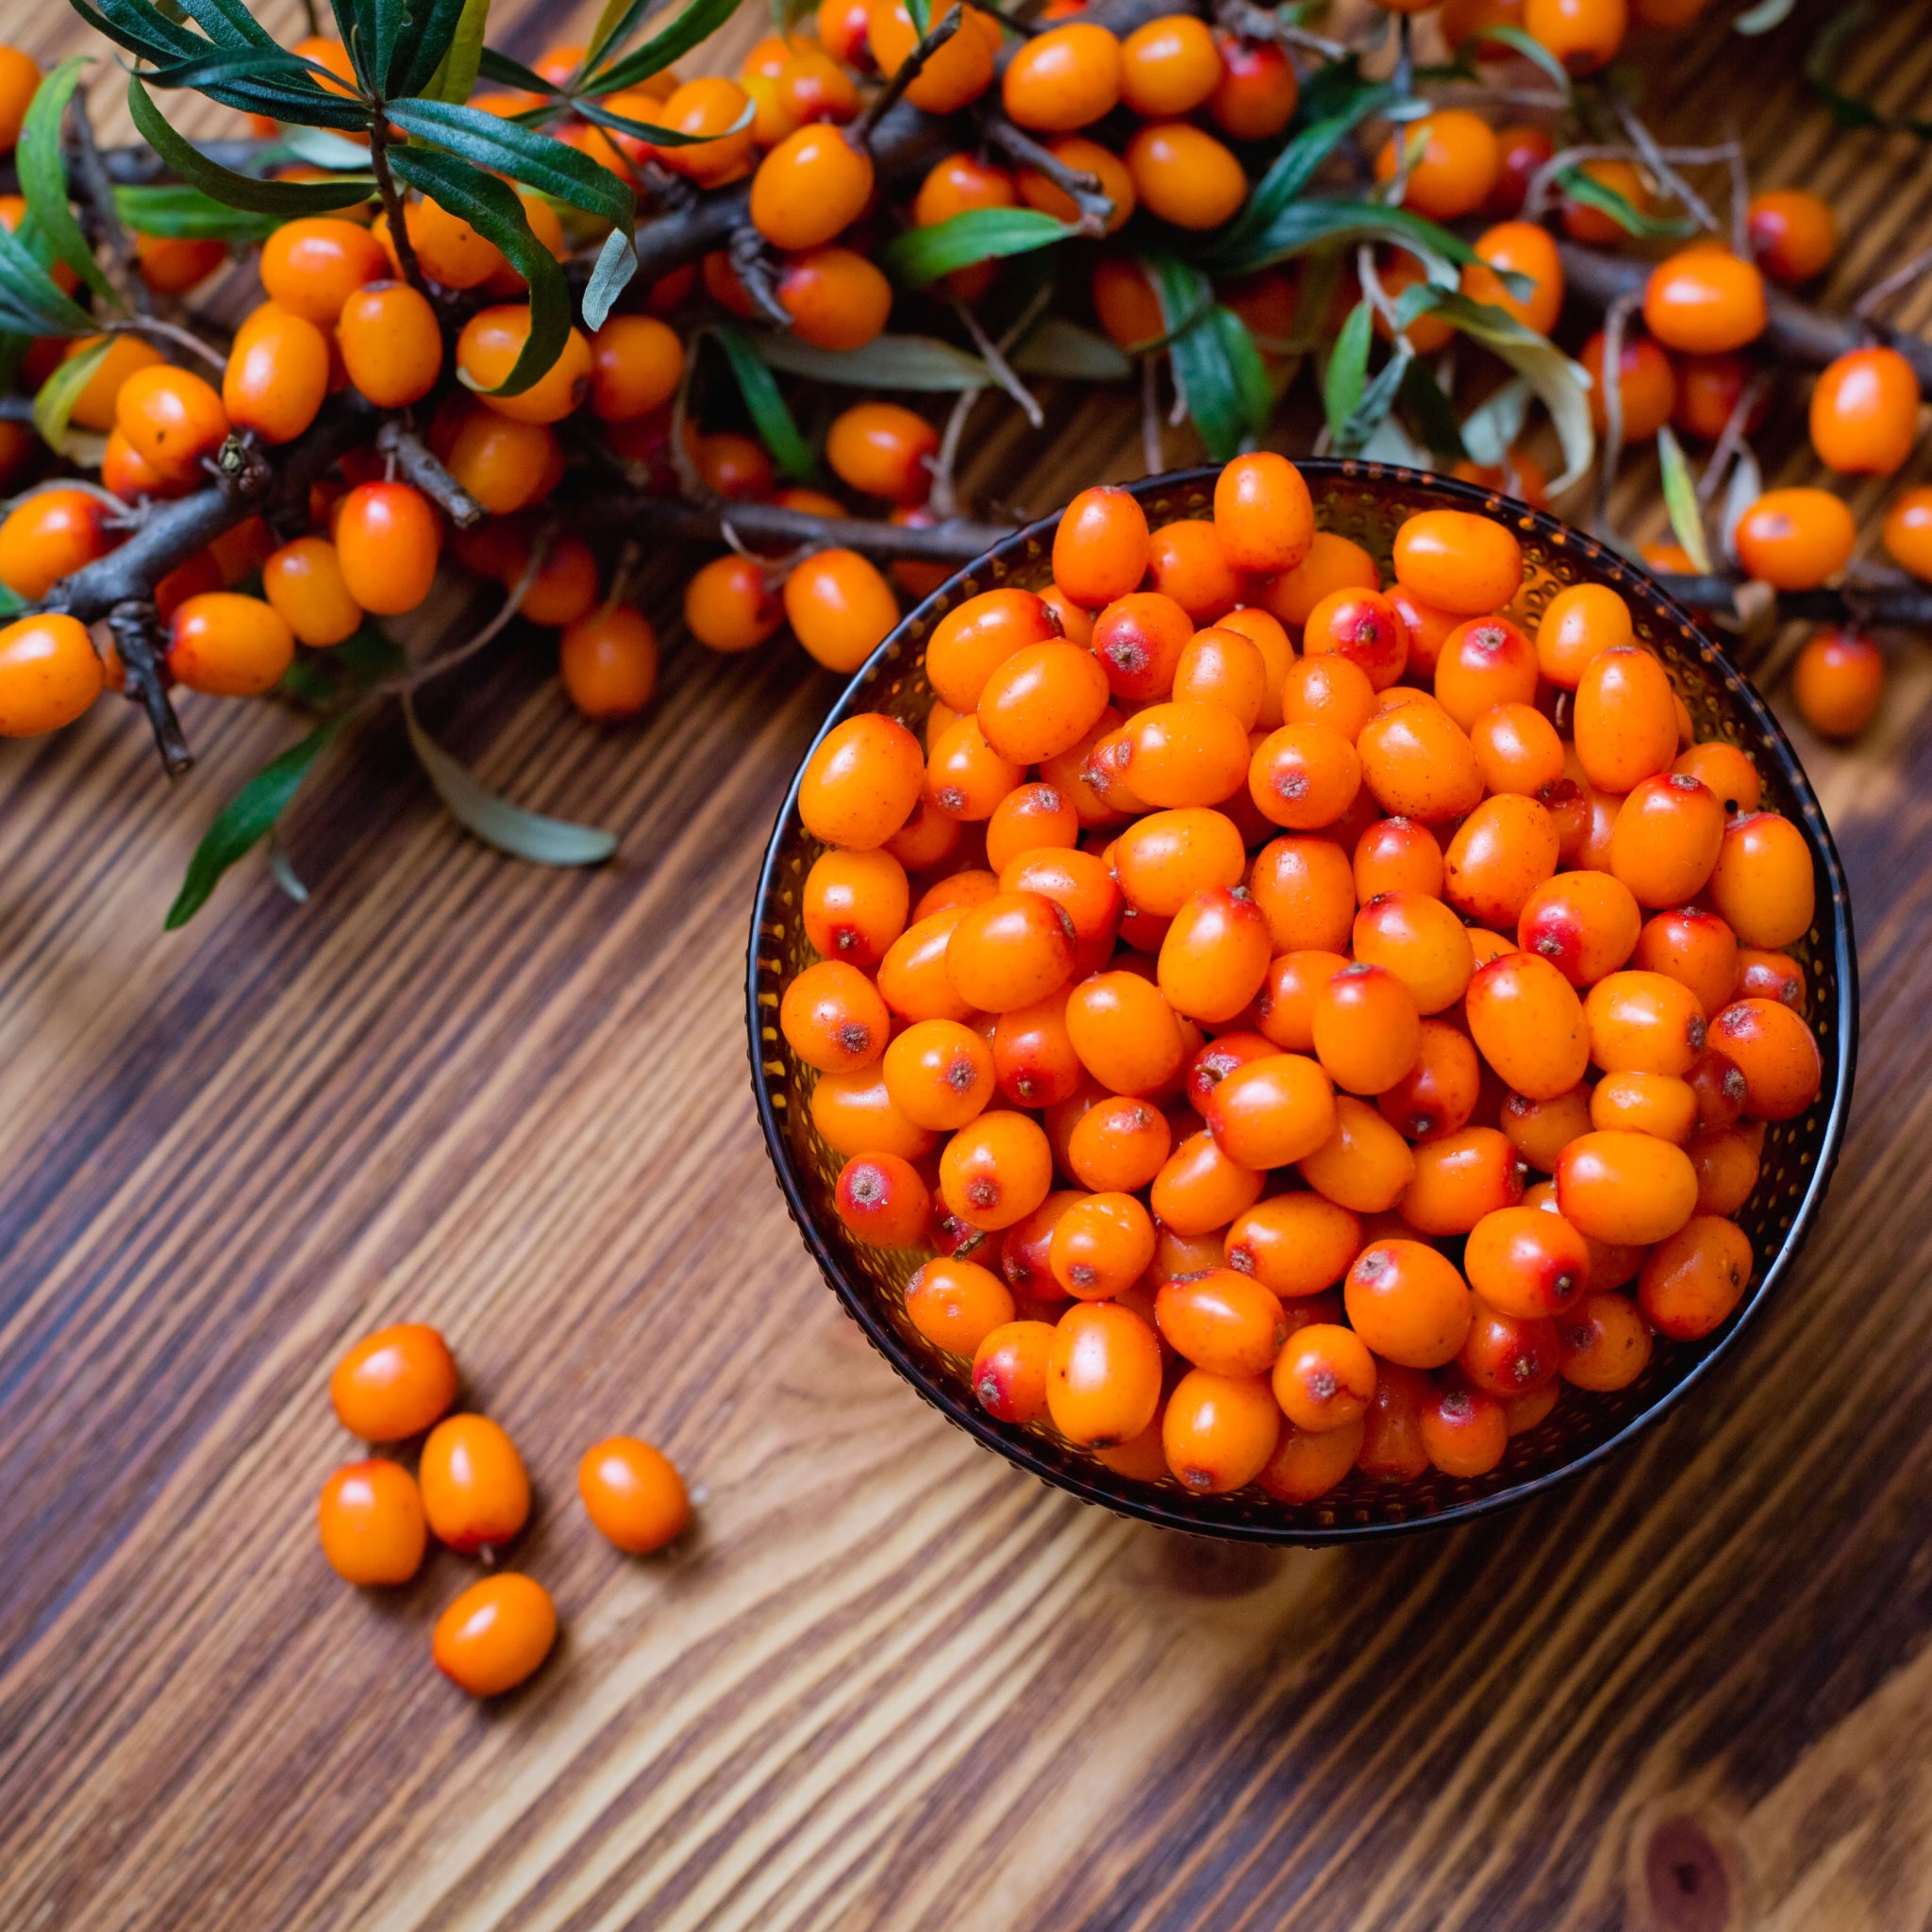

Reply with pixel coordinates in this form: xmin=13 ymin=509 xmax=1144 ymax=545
xmin=586 ymin=0 xmax=754 ymax=94
xmin=1805 ymin=5 xmax=1932 ymax=137
xmin=1199 ymin=197 xmax=1480 ymax=286
xmin=1465 ymin=23 xmax=1571 ymax=92
xmin=390 ymin=146 xmax=569 ymax=395
xmin=907 ymin=0 xmax=931 ymax=32
xmin=1146 ymin=254 xmax=1268 ymax=462
xmin=1734 ymin=0 xmax=1796 ymax=31
xmin=277 ymin=125 xmax=379 ymax=171
xmin=404 ymin=696 xmax=618 ymax=865
xmin=1324 ymin=296 xmax=1372 ymax=441
xmin=1459 ymin=375 xmax=1529 ymax=469
xmin=1554 ymin=165 xmax=1697 ymax=240
xmin=1217 ymin=79 xmax=1397 ymax=264
xmin=880 ymin=208 xmax=1074 ymax=290
xmin=276 ymin=624 xmax=407 ymax=708
xmin=1008 ymin=318 xmax=1132 ymax=382
xmin=0 ymin=220 xmax=99 ymax=336
xmin=475 ymin=45 xmax=558 ymax=94
xmin=32 ymin=334 xmax=109 ymax=459
xmin=113 ymin=184 xmax=279 ymax=242
xmin=1400 ymin=285 xmax=1594 ymax=492
xmin=714 ymin=323 xmax=816 ymax=481
xmin=128 ymin=78 xmax=377 ymax=213
xmin=419 ymin=0 xmax=491 ymax=102
xmin=1657 ymin=425 xmax=1712 ymax=574
xmin=1335 ymin=341 xmax=1411 ymax=457
xmin=0 ymin=578 xmax=25 ymax=620
xmin=19 ymin=58 xmax=118 ymax=306
xmin=582 ymin=225 xmax=639 ymax=330
xmin=1397 ymin=358 xmax=1467 ymax=463
xmin=174 ymin=0 xmax=280 ymax=50
xmin=759 ymin=329 xmax=992 ymax=389
xmin=569 ymin=92 xmax=740 ymax=146
xmin=385 ymin=97 xmax=636 ymax=228
xmin=165 ymin=723 xmax=339 ymax=929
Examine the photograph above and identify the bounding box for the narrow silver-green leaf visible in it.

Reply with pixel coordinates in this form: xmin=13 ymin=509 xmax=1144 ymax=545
xmin=1720 ymin=443 xmax=1763 ymax=565
xmin=582 ymin=226 xmax=639 ymax=331
xmin=1735 ymin=0 xmax=1796 ymax=32
xmin=128 ymin=78 xmax=377 ymax=214
xmin=1467 ymin=24 xmax=1571 ymax=92
xmin=714 ymin=322 xmax=815 ymax=482
xmin=422 ymin=0 xmax=491 ymax=102
xmin=19 ymin=57 xmax=119 ymax=306
xmin=1201 ymin=198 xmax=1477 ymax=286
xmin=1458 ymin=375 xmax=1530 ymax=470
xmin=1008 ymin=318 xmax=1132 ymax=382
xmin=759 ymin=330 xmax=991 ymax=389
xmin=1335 ymin=341 xmax=1413 ymax=457
xmin=113 ymin=184 xmax=279 ymax=242
xmin=1324 ymin=296 xmax=1373 ymax=441
xmin=880 ymin=208 xmax=1074 ymax=290
xmin=278 ymin=125 xmax=378 ymax=171
xmin=405 ymin=697 xmax=618 ymax=865
xmin=385 ymin=97 xmax=635 ymax=229
xmin=1555 ymin=165 xmax=1698 ymax=240
xmin=0 ymin=219 xmax=99 ymax=335
xmin=1656 ymin=425 xmax=1713 ymax=574
xmin=587 ymin=0 xmax=754 ymax=94
xmin=32 ymin=334 xmax=109 ymax=460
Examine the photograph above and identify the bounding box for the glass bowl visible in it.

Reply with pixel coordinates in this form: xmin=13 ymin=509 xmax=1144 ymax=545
xmin=747 ymin=460 xmax=1858 ymax=1543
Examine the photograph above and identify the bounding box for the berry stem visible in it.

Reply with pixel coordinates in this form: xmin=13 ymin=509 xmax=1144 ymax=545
xmin=106 ymin=599 xmax=192 ymax=776
xmin=366 ymin=120 xmax=435 ymax=308
xmin=858 ymin=4 xmax=963 ymax=142
xmin=374 ymin=419 xmax=486 ymax=528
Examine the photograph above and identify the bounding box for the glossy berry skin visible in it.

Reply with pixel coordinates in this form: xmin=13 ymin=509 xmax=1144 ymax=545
xmin=1003 ymin=22 xmax=1122 ymax=130
xmin=1639 ymin=1216 xmax=1752 ymax=1340
xmin=972 ymin=1320 xmax=1057 ymax=1423
xmin=1047 ymin=1300 xmax=1163 ymax=1446
xmin=800 ymin=713 xmax=924 ymax=850
xmin=686 ymin=554 xmax=783 ymax=655
xmin=419 ymin=1413 xmax=531 ymax=1551
xmin=458 ymin=308 xmax=593 ymax=424
xmin=0 ymin=614 xmax=104 ymax=736
xmin=335 ymin=481 xmax=441 ymax=616
xmin=224 ymin=308 xmax=329 ymax=444
xmin=1209 ymin=35 xmax=1297 ymax=140
xmin=318 ymin=1459 xmax=427 ymax=1587
xmin=1391 ymin=510 xmax=1522 ymax=615
xmin=1574 ymin=645 xmax=1678 ymax=792
xmin=1792 ymin=627 xmax=1883 ymax=740
xmin=752 ymin=123 xmax=874 ymax=250
xmin=329 ymin=1323 xmax=458 ymax=1441
xmin=260 ymin=217 xmax=389 ymax=324
xmin=786 ymin=548 xmax=899 ymax=672
xmin=578 ymin=1437 xmax=691 ymax=1552
xmin=167 ymin=591 xmax=295 ymax=697
xmin=1524 ymin=0 xmax=1627 ymax=73
xmin=1581 ymin=330 xmax=1675 ymax=443
xmin=263 ymin=536 xmax=362 ymax=649
xmin=1642 ymin=248 xmax=1767 ymax=355
xmin=432 ymin=1574 xmax=558 ymax=1697
xmin=1463 ymin=220 xmax=1563 ymax=335
xmin=115 ymin=364 xmax=230 ymax=483
xmin=1125 ymin=122 xmax=1247 ymax=230
xmin=1808 ymin=346 xmax=1920 ymax=475
xmin=1709 ymin=810 xmax=1816 ymax=948
xmin=1608 ymin=773 xmax=1724 ymax=908
xmin=1746 ymin=188 xmax=1837 ymax=286
xmin=1344 ymin=1239 xmax=1472 ymax=1369
xmin=0 ymin=490 xmax=114 ymax=602
xmin=1556 ymin=1129 xmax=1698 ymax=1245
xmin=1374 ymin=109 xmax=1501 ymax=221
xmin=1465 ymin=953 xmax=1589 ymax=1101
xmin=1212 ymin=452 xmax=1313 ymax=575
xmin=826 ymin=402 xmax=940 ymax=505
xmin=338 ymin=280 xmax=444 ymax=408
xmin=1708 ymin=997 xmax=1822 ymax=1121
xmin=869 ymin=0 xmax=996 ymax=112
xmin=1162 ymin=1369 xmax=1280 ymax=1493
xmin=561 ymin=605 xmax=658 ymax=721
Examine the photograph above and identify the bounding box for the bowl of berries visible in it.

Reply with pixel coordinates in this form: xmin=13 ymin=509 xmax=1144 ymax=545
xmin=748 ymin=458 xmax=1856 ymax=1542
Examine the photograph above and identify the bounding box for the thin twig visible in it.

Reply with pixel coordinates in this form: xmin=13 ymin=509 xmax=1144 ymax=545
xmin=950 ymin=296 xmax=1042 ymax=426
xmin=1855 ymin=241 xmax=1932 ymax=321
xmin=575 ymin=490 xmax=1013 ymax=560
xmin=1698 ymin=370 xmax=1769 ymax=504
xmin=1595 ymin=291 xmax=1640 ymax=539
xmin=109 ymin=314 xmax=228 ymax=374
xmin=106 ymin=598 xmax=192 ymax=775
xmin=1393 ymin=10 xmax=1414 ymax=100
xmin=1212 ymin=0 xmax=1350 ymax=60
xmin=927 ymin=389 xmax=976 ymax=520
xmin=858 ymin=5 xmax=963 ymax=141
xmin=1612 ymin=101 xmax=1723 ymax=233
xmin=66 ymin=89 xmax=150 ymax=317
xmin=980 ymin=112 xmax=1115 ymax=230
xmin=727 ymin=225 xmax=795 ymax=330
xmin=1724 ymin=127 xmax=1750 ymax=258
xmin=367 ymin=123 xmax=433 ymax=306
xmin=383 ymin=539 xmax=550 ymax=693
xmin=375 ymin=419 xmax=486 ymax=527
xmin=1524 ymin=142 xmax=1741 ymax=222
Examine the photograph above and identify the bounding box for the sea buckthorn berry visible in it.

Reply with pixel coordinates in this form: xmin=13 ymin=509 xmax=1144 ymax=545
xmin=1536 ymin=582 xmax=1632 ymax=690
xmin=1736 ymin=948 xmax=1806 ymax=1011
xmin=1391 ymin=509 xmax=1522 ymax=615
xmin=1202 ymin=1052 xmax=1337 ymax=1169
xmin=1640 ymin=1216 xmax=1752 ymax=1341
xmin=1251 ymin=948 xmax=1344 ymax=1053
xmin=774 ymin=245 xmax=892 ymax=351
xmin=578 ymin=1438 xmax=690 ymax=1554
xmin=1792 ymin=627 xmax=1883 ymax=740
xmin=786 ymin=548 xmax=900 ymax=672
xmin=1708 ymin=810 xmax=1815 ymax=948
xmin=1091 ymin=591 xmax=1192 ymax=703
xmin=1885 ymin=487 xmax=1932 ymax=587
xmin=1517 ymin=872 xmax=1641 ymax=988
xmin=1146 ymin=520 xmax=1241 ymax=622
xmin=1444 ymin=794 xmax=1559 ymax=928
xmin=992 ymin=994 xmax=1084 ymax=1108
xmin=1281 ymin=654 xmax=1374 ymax=744
xmin=1267 ymin=1323 xmax=1372 ymax=1434
xmin=834 ymin=1143 xmax=931 ymax=1252
xmin=1050 ymin=1191 xmax=1156 ymax=1299
xmin=805 ymin=846 xmax=908 ymax=965
xmin=939 ymin=1110 xmax=1055 ymax=1232
xmin=1151 ymin=1128 xmax=1265 ymax=1234
xmin=650 ymin=75 xmax=757 ymax=184
xmin=318 ymin=1460 xmax=427 ymax=1587
xmin=1708 ymin=997 xmax=1822 ymax=1120
xmin=1580 ymin=328 xmax=1675 ymax=443
xmin=1246 ymin=722 xmax=1361 ymax=830
xmin=1463 ymin=220 xmax=1564 ymax=335
xmin=1303 ymin=587 xmax=1408 ymax=691
xmin=1125 ymin=121 xmax=1247 ymax=230
xmin=166 ymin=591 xmax=294 ymax=698
xmin=1607 ymin=773 xmax=1724 ymax=909
xmin=330 ymin=1323 xmax=458 ymax=1441
xmin=1434 ymin=616 xmax=1537 ymax=729
xmin=1067 ymin=1094 xmax=1172 ymax=1192
xmin=1092 ymin=254 xmax=1163 ymax=349
xmin=334 ymin=280 xmax=441 ymax=409
xmin=457 ymin=307 xmax=592 ymax=425
xmin=1746 ymin=187 xmax=1837 ymax=286
xmin=1421 ymin=1382 xmax=1508 ymax=1476
xmin=1120 ymin=12 xmax=1223 ymax=115
xmin=1308 ymin=963 xmax=1420 ymax=1098
xmin=1524 ymin=0 xmax=1626 ymax=71
xmin=1153 ymin=1270 xmax=1283 ymax=1379
xmin=1499 ymin=1086 xmax=1593 ymax=1174
xmin=260 ymin=217 xmax=389 ymax=323
xmin=433 ymin=1574 xmax=558 ymax=1698
xmin=781 ymin=959 xmax=891 ymax=1075
xmin=62 ymin=333 xmax=162 ymax=433
xmin=1574 ymin=645 xmax=1678 ymax=793
xmin=693 ymin=428 xmax=774 ymax=502
xmin=986 ymin=782 xmax=1079 ymax=873
xmin=0 ymin=490 xmax=115 ymax=603
xmin=1185 ymin=1029 xmax=1274 ymax=1110
xmin=1353 ymin=891 xmax=1476 ymax=1015
xmin=1157 ymin=885 xmax=1272 ymax=1023
xmin=1591 ymin=1069 xmax=1698 ymax=1142
xmin=1162 ymin=1368 xmax=1279 ymax=1491
xmin=419 ymin=1414 xmax=530 ymax=1550
xmin=1355 ymin=817 xmax=1443 ymax=902
xmin=1673 ymin=739 xmax=1760 ymax=814
xmin=558 ymin=597 xmax=656 ymax=719
xmin=1224 ymin=1194 xmax=1360 ymax=1300
xmin=441 ymin=408 xmax=558 ymax=515
xmin=1345 ymin=1240 xmax=1473 ymax=1370
xmin=1211 ymin=451 xmax=1314 ymax=575
xmin=1471 ymin=702 xmax=1565 ymax=797
xmin=1300 ymin=1093 xmax=1417 ymax=1212
xmin=1400 ymin=1125 xmax=1524 ymax=1236
xmin=1374 ymin=108 xmax=1501 ymax=220
xmin=1643 ymin=246 xmax=1767 ymax=354
xmin=883 ymin=1017 xmax=996 ymax=1129
xmin=1688 ymin=1045 xmax=1750 ymax=1130
xmin=810 ymin=1067 xmax=937 ymax=1159
xmin=1173 ymin=625 xmax=1268 ymax=728
xmin=946 ymin=891 xmax=1074 ymax=1011
xmin=586 ymin=313 xmax=683 ymax=424
xmin=975 ymin=642 xmax=1110 ymax=767
xmin=1735 ymin=487 xmax=1858 ymax=594
xmin=1066 ymin=970 xmax=1188 ymax=1094
xmin=334 ymin=480 xmax=440 ymax=616
xmin=114 ymin=364 xmax=229 ymax=483
xmin=1465 ymin=953 xmax=1590 ymax=1100
xmin=972 ymin=1320 xmax=1056 ymax=1422
xmin=1458 ymin=1299 xmax=1561 ymax=1400
xmin=928 ymin=714 xmax=1022 ymax=820
xmin=0 ymin=46 xmax=39 ymax=150
xmin=1584 ymin=969 xmax=1707 ymax=1076
xmin=826 ymin=401 xmax=940 ymax=507
xmin=1555 ymin=1291 xmax=1652 ymax=1391
xmin=1000 ymin=847 xmax=1122 ymax=951
xmin=1465 ymin=1205 xmax=1590 ymax=1321
xmin=869 ymin=0 xmax=997 ymax=110
xmin=1556 ymin=1129 xmax=1697 ymax=1245
xmin=1055 ymin=486 xmax=1150 ymax=608
xmin=1248 ymin=833 xmax=1354 ymax=954
xmin=1377 ymin=1019 xmax=1481 ymax=1143
xmin=799 ymin=713 xmax=926 ymax=850
xmin=927 ymin=588 xmax=1060 ymax=710
xmin=1557 ymin=154 xmax=1649 ymax=242
xmin=1672 ymin=351 xmax=1762 ymax=441
xmin=1688 ymin=1121 xmax=1761 ymax=1216
xmin=1048 ymin=1300 xmax=1163 ymax=1445
xmin=907 ymin=1255 xmax=1019 ymax=1352
xmin=1004 ymin=21 xmax=1123 ymax=129
xmin=1254 ymin=537 xmax=1374 ymax=638
xmin=1356 ymin=701 xmax=1485 ymax=825
xmin=0 ymin=611 xmax=102 ymax=736
xmin=1015 ymin=135 xmax=1135 ymax=235
xmin=686 ymin=553 xmax=784 ymax=654
xmin=751 ymin=123 xmax=874 ymax=254
xmin=1809 ymin=346 xmax=1920 ymax=475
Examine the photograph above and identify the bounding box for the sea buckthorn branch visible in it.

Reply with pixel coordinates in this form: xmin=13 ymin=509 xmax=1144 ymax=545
xmin=979 ymin=111 xmax=1115 ymax=231
xmin=105 ymin=597 xmax=189 ymax=774
xmin=856 ymin=3 xmax=965 ymax=142
xmin=374 ymin=419 xmax=486 ymax=527
xmin=1650 ymin=571 xmax=1932 ymax=632
xmin=579 ymin=489 xmax=1011 ymax=561
xmin=64 ymin=85 xmax=147 ymax=316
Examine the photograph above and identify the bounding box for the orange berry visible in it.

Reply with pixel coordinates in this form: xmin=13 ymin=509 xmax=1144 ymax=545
xmin=654 ymin=76 xmax=758 ymax=184
xmin=1091 ymin=591 xmax=1192 ymax=704
xmin=1809 ymin=346 xmax=1920 ymax=475
xmin=1792 ymin=626 xmax=1883 ymax=739
xmin=1465 ymin=952 xmax=1590 ymax=1100
xmin=578 ymin=1437 xmax=690 ymax=1553
xmin=939 ymin=1109 xmax=1054 ymax=1230
xmin=167 ymin=591 xmax=294 ymax=697
xmin=1162 ymin=1368 xmax=1279 ymax=1492
xmin=561 ymin=603 xmax=658 ymax=721
xmin=1203 ymin=1051 xmax=1337 ymax=1169
xmin=1574 ymin=644 xmax=1678 ymax=792
xmin=334 ymin=279 xmax=442 ymax=408
xmin=1707 ymin=996 xmax=1822 ymax=1120
xmin=318 ymin=1458 xmax=428 ymax=1587
xmin=334 ymin=480 xmax=441 ymax=615
xmin=752 ymin=123 xmax=874 ymax=250
xmin=785 ymin=548 xmax=899 ymax=672
xmin=1124 ymin=121 xmax=1246 ymax=229
xmin=799 ymin=712 xmax=925 ymax=849
xmin=328 ymin=1322 xmax=457 ymax=1441
xmin=432 ymin=1574 xmax=557 ymax=1697
xmin=1374 ymin=108 xmax=1500 ymax=221
xmin=1463 ymin=220 xmax=1563 ymax=335
xmin=62 ymin=333 xmax=163 ymax=433
xmin=1055 ymin=484 xmax=1151 ymax=608
xmin=457 ymin=306 xmax=592 ymax=424
xmin=1212 ymin=452 xmax=1313 ymax=575
xmin=260 ymin=216 xmax=389 ymax=323
xmin=1885 ymin=485 xmax=1932 ymax=581
xmin=971 ymin=1319 xmax=1056 ymax=1422
xmin=1735 ymin=487 xmax=1857 ymax=591
xmin=776 ymin=246 xmax=892 ymax=351
xmin=1066 ymin=969 xmax=1188 ymax=1095
xmin=1209 ymin=34 xmax=1297 ymax=140
xmin=0 ymin=490 xmax=113 ymax=601
xmin=827 ymin=401 xmax=940 ymax=505
xmin=1018 ymin=135 xmax=1135 ymax=233
xmin=0 ymin=45 xmax=40 ymax=151
xmin=1345 ymin=1239 xmax=1473 ymax=1368
xmin=223 ymin=307 xmax=329 ymax=444
xmin=1556 ymin=1129 xmax=1697 ymax=1244
xmin=1357 ymin=700 xmax=1484 ymax=824
xmin=419 ymin=1413 xmax=530 ymax=1551
xmin=1524 ymin=0 xmax=1627 ymax=73
xmin=114 ymin=363 xmax=230 ymax=483
xmin=868 ymin=0 xmax=997 ymax=112
xmin=1746 ymin=188 xmax=1837 ymax=286
xmin=1581 ymin=327 xmax=1675 ymax=442
xmin=1003 ymin=21 xmax=1122 ymax=129
xmin=1391 ymin=509 xmax=1522 ymax=615
xmin=1643 ymin=246 xmax=1767 ymax=355
xmin=1535 ymin=581 xmax=1633 ymax=689
xmin=1639 ymin=1216 xmax=1752 ymax=1341
xmin=1048 ymin=1300 xmax=1163 ymax=1446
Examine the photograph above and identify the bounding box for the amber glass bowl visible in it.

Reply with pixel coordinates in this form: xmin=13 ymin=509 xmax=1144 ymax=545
xmin=748 ymin=460 xmax=1857 ymax=1543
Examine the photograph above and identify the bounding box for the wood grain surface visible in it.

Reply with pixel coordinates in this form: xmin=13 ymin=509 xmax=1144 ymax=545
xmin=3 ymin=4 xmax=1932 ymax=1928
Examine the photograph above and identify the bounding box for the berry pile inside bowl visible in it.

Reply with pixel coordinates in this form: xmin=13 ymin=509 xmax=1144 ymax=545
xmin=775 ymin=455 xmax=1826 ymax=1511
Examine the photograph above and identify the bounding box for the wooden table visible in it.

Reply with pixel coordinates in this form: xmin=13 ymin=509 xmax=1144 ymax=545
xmin=6 ymin=4 xmax=1932 ymax=1926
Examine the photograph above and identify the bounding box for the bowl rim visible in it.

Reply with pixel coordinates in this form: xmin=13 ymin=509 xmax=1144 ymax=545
xmin=747 ymin=458 xmax=1859 ymax=1544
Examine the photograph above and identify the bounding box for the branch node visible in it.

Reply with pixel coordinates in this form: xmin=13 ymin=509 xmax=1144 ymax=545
xmin=107 ymin=599 xmax=192 ymax=778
